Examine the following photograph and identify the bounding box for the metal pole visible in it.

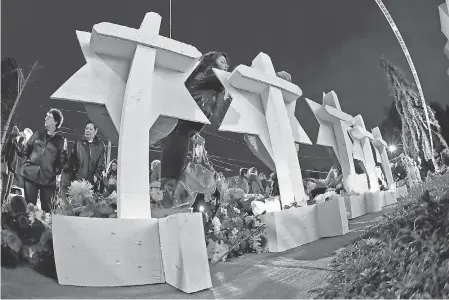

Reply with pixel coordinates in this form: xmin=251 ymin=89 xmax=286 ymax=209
xmin=169 ymin=0 xmax=172 ymax=39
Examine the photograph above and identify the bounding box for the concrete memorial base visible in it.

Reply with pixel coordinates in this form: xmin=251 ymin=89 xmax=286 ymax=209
xmin=158 ymin=213 xmax=212 ymax=293
xmin=364 ymin=191 xmax=386 ymax=213
xmin=383 ymin=190 xmax=397 ymax=206
xmin=344 ymin=190 xmax=398 ymax=219
xmin=343 ymin=194 xmax=366 ymax=219
xmin=265 ymin=197 xmax=349 ymax=253
xmin=52 ymin=213 xmax=211 ymax=293
xmin=396 ymin=185 xmax=408 ymax=198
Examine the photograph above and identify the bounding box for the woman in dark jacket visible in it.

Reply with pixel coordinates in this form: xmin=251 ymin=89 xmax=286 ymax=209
xmin=12 ymin=109 xmax=67 ymax=212
xmin=159 ymin=51 xmax=292 ymax=208
xmin=104 ymin=159 xmax=117 ymax=195
xmin=68 ymin=121 xmax=106 ymax=190
xmin=159 ymin=52 xmax=230 ymax=207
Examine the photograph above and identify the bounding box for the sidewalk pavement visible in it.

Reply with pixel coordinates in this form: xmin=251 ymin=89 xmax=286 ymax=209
xmin=1 ymin=208 xmax=391 ymax=299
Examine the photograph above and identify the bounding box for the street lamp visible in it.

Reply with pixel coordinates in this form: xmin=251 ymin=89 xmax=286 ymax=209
xmin=388 ymin=145 xmax=397 ymax=153
xmin=388 ymin=143 xmax=403 ymax=153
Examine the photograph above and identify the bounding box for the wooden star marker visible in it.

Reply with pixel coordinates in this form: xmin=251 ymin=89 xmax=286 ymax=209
xmin=214 ymin=52 xmax=311 ymax=207
xmin=305 ymin=91 xmax=364 ymax=192
xmin=372 ymin=127 xmax=394 ymax=189
xmin=348 ymin=115 xmax=380 ymax=192
xmin=51 ymin=12 xmax=210 ymax=218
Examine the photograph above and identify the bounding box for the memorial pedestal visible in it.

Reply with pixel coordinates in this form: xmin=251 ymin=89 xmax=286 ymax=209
xmin=265 ymin=198 xmax=348 ymax=253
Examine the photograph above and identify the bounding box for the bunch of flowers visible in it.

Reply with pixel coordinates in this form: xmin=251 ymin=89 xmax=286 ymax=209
xmin=204 ymin=187 xmax=270 ymax=262
xmin=54 ymin=179 xmax=117 ymax=218
xmin=1 ymin=196 xmax=56 ymax=278
xmin=1 ymin=179 xmax=118 ymax=280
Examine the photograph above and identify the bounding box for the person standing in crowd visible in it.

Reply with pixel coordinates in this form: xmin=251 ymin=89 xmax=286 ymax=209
xmin=159 ymin=51 xmax=292 ymax=208
xmin=66 ymin=121 xmax=105 ymax=193
xmin=270 ymin=173 xmax=280 ymax=197
xmin=11 ymin=108 xmax=67 ymax=213
xmin=150 ymin=159 xmax=161 ymax=184
xmin=104 ymin=159 xmax=117 ymax=195
xmin=247 ymin=167 xmax=264 ymax=194
xmin=259 ymin=172 xmax=268 ymax=192
xmin=229 ymin=167 xmax=249 ymax=193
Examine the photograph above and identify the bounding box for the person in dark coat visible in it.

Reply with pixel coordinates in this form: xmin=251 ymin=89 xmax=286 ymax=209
xmin=11 ymin=108 xmax=67 ymax=212
xmin=159 ymin=51 xmax=292 ymax=208
xmin=270 ymin=173 xmax=280 ymax=197
xmin=247 ymin=167 xmax=264 ymax=194
xmin=67 ymin=121 xmax=106 ymax=191
xmin=104 ymin=159 xmax=117 ymax=195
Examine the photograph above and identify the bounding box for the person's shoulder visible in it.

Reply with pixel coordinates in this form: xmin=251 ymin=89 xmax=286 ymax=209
xmin=93 ymin=136 xmax=105 ymax=148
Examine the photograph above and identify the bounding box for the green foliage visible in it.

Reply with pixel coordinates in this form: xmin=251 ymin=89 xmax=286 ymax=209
xmin=381 ymin=59 xmax=444 ymax=170
xmin=315 ymin=174 xmax=449 ymax=299
xmin=205 ymin=188 xmax=269 ymax=260
xmin=391 ymin=158 xmax=408 ymax=181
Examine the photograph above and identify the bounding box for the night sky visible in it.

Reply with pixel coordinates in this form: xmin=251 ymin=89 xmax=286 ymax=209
xmin=2 ymin=0 xmax=448 ymax=175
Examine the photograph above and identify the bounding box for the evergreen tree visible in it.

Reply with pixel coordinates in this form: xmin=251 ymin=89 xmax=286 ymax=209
xmin=380 ymin=58 xmax=446 ymax=171
xmin=430 ymin=102 xmax=449 ymax=148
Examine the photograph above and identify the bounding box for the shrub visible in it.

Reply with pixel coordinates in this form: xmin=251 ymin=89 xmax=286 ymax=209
xmin=315 ymin=173 xmax=449 ymax=299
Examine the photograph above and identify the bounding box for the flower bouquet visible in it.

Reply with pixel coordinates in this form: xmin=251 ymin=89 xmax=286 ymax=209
xmin=1 ymin=195 xmax=56 ymax=278
xmin=203 ymin=186 xmax=269 ymax=262
xmin=54 ymin=179 xmax=117 ymax=218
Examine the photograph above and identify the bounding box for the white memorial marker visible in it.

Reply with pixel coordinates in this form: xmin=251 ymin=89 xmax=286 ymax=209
xmin=51 ymin=12 xmax=210 ymax=218
xmin=214 ymin=53 xmax=311 ymax=207
xmin=348 ymin=115 xmax=380 ymax=192
xmin=372 ymin=127 xmax=394 ymax=189
xmin=50 ymin=13 xmax=212 ymax=292
xmin=306 ymin=91 xmax=367 ymax=193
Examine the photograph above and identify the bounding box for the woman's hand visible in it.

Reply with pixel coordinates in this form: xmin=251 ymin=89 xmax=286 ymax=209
xmin=11 ymin=126 xmax=20 ymax=136
xmin=275 ymin=71 xmax=292 ymax=82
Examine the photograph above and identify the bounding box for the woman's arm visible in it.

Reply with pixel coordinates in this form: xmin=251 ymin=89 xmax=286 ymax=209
xmin=14 ymin=130 xmax=37 ymax=159
xmin=56 ymin=137 xmax=68 ymax=175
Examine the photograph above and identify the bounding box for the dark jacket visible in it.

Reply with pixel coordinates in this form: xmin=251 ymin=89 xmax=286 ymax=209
xmin=69 ymin=136 xmax=105 ymax=184
xmin=248 ymin=173 xmax=264 ymax=194
xmin=270 ymin=175 xmax=280 ymax=197
xmin=173 ymin=67 xmax=227 ymax=137
xmin=14 ymin=129 xmax=67 ymax=187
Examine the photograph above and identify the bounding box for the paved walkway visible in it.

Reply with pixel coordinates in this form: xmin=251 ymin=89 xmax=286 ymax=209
xmin=1 ymin=209 xmax=390 ymax=299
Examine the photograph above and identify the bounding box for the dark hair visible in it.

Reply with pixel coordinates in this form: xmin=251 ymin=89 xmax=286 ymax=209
xmin=48 ymin=108 xmax=63 ymax=129
xmin=331 ymin=164 xmax=342 ymax=174
xmin=85 ymin=120 xmax=97 ymax=130
xmin=106 ymin=159 xmax=117 ymax=178
xmin=239 ymin=168 xmax=248 ymax=177
xmin=249 ymin=167 xmax=258 ymax=175
xmin=186 ymin=51 xmax=229 ymax=86
xmin=197 ymin=51 xmax=229 ymax=73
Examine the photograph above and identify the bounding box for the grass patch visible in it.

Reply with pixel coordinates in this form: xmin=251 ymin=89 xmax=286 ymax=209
xmin=315 ymin=174 xmax=449 ymax=299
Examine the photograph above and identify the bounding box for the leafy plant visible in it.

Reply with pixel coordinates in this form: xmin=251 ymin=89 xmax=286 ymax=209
xmin=314 ymin=173 xmax=449 ymax=299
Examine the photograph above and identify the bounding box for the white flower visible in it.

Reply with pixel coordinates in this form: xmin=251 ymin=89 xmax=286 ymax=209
xmin=314 ymin=194 xmax=325 ymax=204
xmin=251 ymin=201 xmax=266 ymax=216
xmin=323 ymin=191 xmax=339 ymax=201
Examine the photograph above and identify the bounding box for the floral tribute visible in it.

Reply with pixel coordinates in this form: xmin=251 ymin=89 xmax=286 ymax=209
xmin=203 ymin=186 xmax=272 ymax=263
xmin=1 ymin=179 xmax=117 ymax=278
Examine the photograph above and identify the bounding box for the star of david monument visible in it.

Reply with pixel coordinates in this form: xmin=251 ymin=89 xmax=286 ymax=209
xmin=372 ymin=127 xmax=395 ymax=189
xmin=51 ymin=12 xmax=211 ymax=218
xmin=214 ymin=53 xmax=312 ymax=207
xmin=306 ymin=91 xmax=369 ymax=193
xmin=348 ymin=115 xmax=380 ymax=192
xmin=49 ymin=12 xmax=213 ymax=293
